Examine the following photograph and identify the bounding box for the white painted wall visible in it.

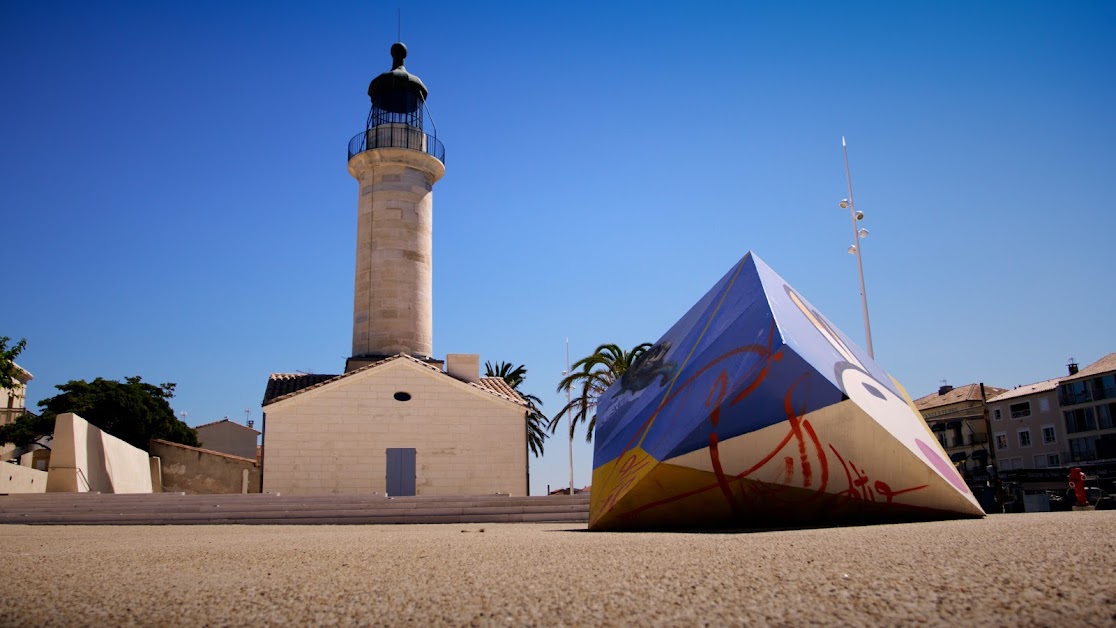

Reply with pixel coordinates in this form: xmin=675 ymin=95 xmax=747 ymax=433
xmin=45 ymin=413 xmax=153 ymax=493
xmin=263 ymin=358 xmax=526 ymax=496
xmin=0 ymin=462 xmax=47 ymax=493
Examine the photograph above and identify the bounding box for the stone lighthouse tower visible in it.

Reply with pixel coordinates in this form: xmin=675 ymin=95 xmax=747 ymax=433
xmin=346 ymin=43 xmax=445 ymax=372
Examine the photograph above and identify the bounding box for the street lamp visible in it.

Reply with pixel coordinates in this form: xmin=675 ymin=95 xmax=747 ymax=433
xmin=841 ymin=136 xmax=875 ymax=359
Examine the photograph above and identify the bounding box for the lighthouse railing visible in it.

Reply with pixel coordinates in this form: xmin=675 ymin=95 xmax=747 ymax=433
xmin=348 ymin=127 xmax=445 ymax=163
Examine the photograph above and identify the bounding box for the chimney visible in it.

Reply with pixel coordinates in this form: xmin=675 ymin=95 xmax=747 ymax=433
xmin=1067 ymin=358 xmax=1079 ymax=376
xmin=445 ymin=354 xmax=480 ymax=383
xmin=938 ymin=384 xmax=954 ymax=396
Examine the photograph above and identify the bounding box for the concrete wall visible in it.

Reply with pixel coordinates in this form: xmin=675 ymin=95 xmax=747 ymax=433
xmin=0 ymin=462 xmax=47 ymax=493
xmin=150 ymin=439 xmax=260 ymax=494
xmin=263 ymin=357 xmax=527 ymax=496
xmin=45 ymin=412 xmax=152 ymax=493
xmin=196 ymin=421 xmax=259 ymax=460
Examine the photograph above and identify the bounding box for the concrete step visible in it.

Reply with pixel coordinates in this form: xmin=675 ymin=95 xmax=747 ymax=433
xmin=0 ymin=493 xmax=590 ymax=525
xmin=0 ymin=510 xmax=590 ymax=526
xmin=0 ymin=497 xmax=589 ymax=514
xmin=0 ymin=497 xmax=593 ymax=506
xmin=0 ymin=502 xmax=591 ymax=519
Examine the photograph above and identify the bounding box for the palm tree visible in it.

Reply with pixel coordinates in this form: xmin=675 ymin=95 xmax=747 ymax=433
xmin=484 ymin=361 xmax=548 ymax=457
xmin=550 ymin=342 xmax=652 ymax=443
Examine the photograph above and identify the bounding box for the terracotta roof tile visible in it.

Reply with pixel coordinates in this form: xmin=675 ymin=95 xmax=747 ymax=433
xmin=263 ymin=355 xmax=526 ymax=407
xmin=1061 ymin=353 xmax=1116 ymax=383
xmin=986 ymin=378 xmax=1061 ymax=403
xmin=474 ymin=377 xmax=527 ymax=406
xmin=263 ymin=373 xmax=338 ymax=405
xmin=913 ymin=383 xmax=1008 ymax=411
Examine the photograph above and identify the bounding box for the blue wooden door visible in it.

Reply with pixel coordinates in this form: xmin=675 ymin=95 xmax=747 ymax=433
xmin=386 ymin=448 xmax=416 ymax=496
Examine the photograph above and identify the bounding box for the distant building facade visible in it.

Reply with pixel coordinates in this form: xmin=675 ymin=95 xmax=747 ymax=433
xmin=195 ymin=419 xmax=260 ymax=460
xmin=914 ymin=383 xmax=1006 ymax=481
xmin=1058 ymin=353 xmax=1116 ymax=464
xmin=986 ymin=379 xmax=1063 ymax=471
xmin=1 ymin=362 xmax=32 ymax=429
xmin=1 ymin=362 xmax=41 ymax=466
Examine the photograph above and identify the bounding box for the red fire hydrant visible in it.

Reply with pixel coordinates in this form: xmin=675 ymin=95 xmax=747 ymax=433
xmin=1068 ymin=467 xmax=1089 ymax=507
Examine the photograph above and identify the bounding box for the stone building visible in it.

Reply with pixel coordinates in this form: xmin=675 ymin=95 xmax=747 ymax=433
xmin=259 ymin=43 xmax=529 ymax=496
xmin=262 ymin=354 xmax=526 ymax=496
xmin=1 ymin=362 xmax=32 ymax=430
xmin=986 ymin=378 xmax=1063 ymax=472
xmin=914 ymin=383 xmax=1006 ymax=481
xmin=1058 ymin=353 xmax=1116 ymax=464
xmin=195 ymin=418 xmax=260 ymax=460
xmin=1 ymin=362 xmax=48 ymax=468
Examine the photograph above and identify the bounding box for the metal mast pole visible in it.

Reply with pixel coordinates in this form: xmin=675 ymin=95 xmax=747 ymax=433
xmin=566 ymin=338 xmax=574 ymax=495
xmin=842 ymin=136 xmax=875 ymax=359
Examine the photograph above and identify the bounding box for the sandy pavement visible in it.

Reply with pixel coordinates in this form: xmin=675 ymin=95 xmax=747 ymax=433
xmin=1 ymin=511 xmax=1113 ymax=626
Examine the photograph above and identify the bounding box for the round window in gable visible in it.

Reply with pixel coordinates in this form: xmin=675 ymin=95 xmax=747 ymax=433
xmin=393 ymin=391 xmax=412 ymax=402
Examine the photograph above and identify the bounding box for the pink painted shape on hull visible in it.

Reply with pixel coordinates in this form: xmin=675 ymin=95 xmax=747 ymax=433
xmin=916 ymin=438 xmax=970 ymax=493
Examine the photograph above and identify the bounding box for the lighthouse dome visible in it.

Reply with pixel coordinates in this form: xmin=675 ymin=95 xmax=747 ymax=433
xmin=367 ymin=43 xmax=428 ymax=114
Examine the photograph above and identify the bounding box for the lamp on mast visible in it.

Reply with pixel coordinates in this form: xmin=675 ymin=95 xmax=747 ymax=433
xmin=840 ymin=136 xmax=875 ymax=359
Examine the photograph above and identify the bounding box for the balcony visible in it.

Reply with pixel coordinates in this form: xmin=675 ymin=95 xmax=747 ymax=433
xmin=1095 ymin=386 xmax=1116 ymax=402
xmin=1059 ymin=383 xmax=1091 ymax=406
xmin=348 ymin=125 xmax=445 ymax=163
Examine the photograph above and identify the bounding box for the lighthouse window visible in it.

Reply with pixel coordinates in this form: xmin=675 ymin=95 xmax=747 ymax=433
xmin=393 ymin=392 xmax=412 ymax=402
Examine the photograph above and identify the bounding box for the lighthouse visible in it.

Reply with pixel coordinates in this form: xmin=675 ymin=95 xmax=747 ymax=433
xmin=346 ymin=43 xmax=446 ymax=371
xmin=261 ymin=42 xmax=527 ymax=498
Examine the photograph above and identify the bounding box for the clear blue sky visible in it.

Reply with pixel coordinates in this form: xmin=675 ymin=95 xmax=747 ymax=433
xmin=4 ymin=1 xmax=1114 ymax=496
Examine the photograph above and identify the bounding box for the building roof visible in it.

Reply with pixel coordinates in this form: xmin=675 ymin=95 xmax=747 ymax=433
xmin=262 ymin=372 xmax=339 ymax=404
xmin=10 ymin=362 xmax=32 ymax=383
xmin=986 ymin=378 xmax=1061 ymax=404
xmin=194 ymin=418 xmax=260 ymax=435
xmin=263 ymin=354 xmax=527 ymax=408
xmin=913 ymin=383 xmax=1006 ymax=411
xmin=1061 ymin=352 xmax=1116 ymax=383
xmin=474 ymin=377 xmax=526 ymax=405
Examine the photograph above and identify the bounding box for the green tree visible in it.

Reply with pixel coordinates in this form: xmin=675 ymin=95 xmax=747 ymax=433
xmin=0 ymin=412 xmax=55 ymax=450
xmin=551 ymin=342 xmax=652 ymax=443
xmin=30 ymin=376 xmax=198 ymax=451
xmin=0 ymin=335 xmax=48 ymax=451
xmin=0 ymin=336 xmax=28 ymax=391
xmin=484 ymin=360 xmax=549 ymax=457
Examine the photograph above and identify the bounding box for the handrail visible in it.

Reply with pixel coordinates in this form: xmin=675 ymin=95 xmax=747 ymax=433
xmin=347 ymin=126 xmax=445 ymax=163
xmin=51 ymin=465 xmax=93 ymax=491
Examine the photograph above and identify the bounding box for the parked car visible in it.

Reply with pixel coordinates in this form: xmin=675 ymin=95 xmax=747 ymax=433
xmin=1060 ymin=487 xmax=1115 ymax=510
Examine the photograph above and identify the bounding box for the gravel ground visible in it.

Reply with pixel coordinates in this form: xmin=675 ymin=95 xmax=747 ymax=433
xmin=1 ymin=511 xmax=1113 ymax=627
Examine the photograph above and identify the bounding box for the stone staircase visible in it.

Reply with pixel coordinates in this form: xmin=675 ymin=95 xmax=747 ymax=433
xmin=0 ymin=492 xmax=591 ymax=525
